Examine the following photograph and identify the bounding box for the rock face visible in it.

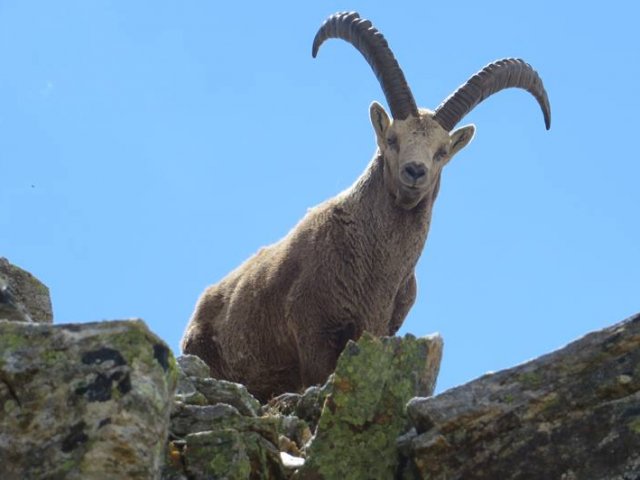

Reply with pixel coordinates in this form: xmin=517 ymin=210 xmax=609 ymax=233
xmin=164 ymin=354 xmax=292 ymax=479
xmin=295 ymin=332 xmax=443 ymax=479
xmin=164 ymin=333 xmax=442 ymax=480
xmin=0 ymin=319 xmax=178 ymax=480
xmin=3 ymin=260 xmax=639 ymax=479
xmin=403 ymin=313 xmax=640 ymax=480
xmin=175 ymin=355 xmax=261 ymax=417
xmin=0 ymin=257 xmax=53 ymax=323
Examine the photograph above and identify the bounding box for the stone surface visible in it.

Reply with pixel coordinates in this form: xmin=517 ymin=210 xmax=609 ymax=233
xmin=170 ymin=403 xmax=288 ymax=478
xmin=183 ymin=429 xmax=253 ymax=479
xmin=167 ymin=356 xmax=297 ymax=479
xmin=175 ymin=354 xmax=261 ymax=416
xmin=404 ymin=312 xmax=640 ymax=480
xmin=295 ymin=332 xmax=443 ymax=479
xmin=183 ymin=428 xmax=286 ymax=479
xmin=2 ymin=254 xmax=627 ymax=480
xmin=266 ymin=384 xmax=329 ymax=433
xmin=176 ymin=354 xmax=211 ymax=379
xmin=165 ymin=333 xmax=445 ymax=479
xmin=191 ymin=377 xmax=261 ymax=416
xmin=170 ymin=402 xmax=242 ymax=438
xmin=0 ymin=257 xmax=52 ymax=323
xmin=0 ymin=319 xmax=178 ymax=480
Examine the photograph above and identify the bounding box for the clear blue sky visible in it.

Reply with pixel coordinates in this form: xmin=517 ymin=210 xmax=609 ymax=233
xmin=2 ymin=1 xmax=638 ymax=393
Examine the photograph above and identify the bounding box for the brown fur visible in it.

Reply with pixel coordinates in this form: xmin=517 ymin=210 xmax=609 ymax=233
xmin=181 ymin=107 xmax=475 ymax=401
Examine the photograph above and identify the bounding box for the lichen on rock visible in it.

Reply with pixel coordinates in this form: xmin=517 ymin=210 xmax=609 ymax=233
xmin=295 ymin=332 xmax=443 ymax=479
xmin=404 ymin=313 xmax=640 ymax=480
xmin=4 ymin=259 xmax=639 ymax=480
xmin=166 ymin=355 xmax=297 ymax=479
xmin=0 ymin=319 xmax=177 ymax=479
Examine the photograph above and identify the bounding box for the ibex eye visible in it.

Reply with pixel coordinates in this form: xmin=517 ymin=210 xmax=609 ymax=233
xmin=434 ymin=148 xmax=447 ymax=161
xmin=387 ymin=136 xmax=398 ymax=147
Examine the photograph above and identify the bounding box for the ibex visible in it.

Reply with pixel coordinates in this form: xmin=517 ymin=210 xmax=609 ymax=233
xmin=182 ymin=12 xmax=551 ymax=402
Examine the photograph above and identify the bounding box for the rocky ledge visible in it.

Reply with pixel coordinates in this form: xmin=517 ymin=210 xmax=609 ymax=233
xmin=1 ymin=257 xmax=639 ymax=479
xmin=164 ymin=332 xmax=442 ymax=479
xmin=402 ymin=312 xmax=640 ymax=479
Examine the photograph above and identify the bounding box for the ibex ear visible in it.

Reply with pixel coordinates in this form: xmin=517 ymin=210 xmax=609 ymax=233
xmin=370 ymin=101 xmax=391 ymax=145
xmin=449 ymin=124 xmax=475 ymax=157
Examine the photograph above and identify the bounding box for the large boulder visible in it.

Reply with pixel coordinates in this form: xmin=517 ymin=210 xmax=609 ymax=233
xmin=403 ymin=313 xmax=640 ymax=479
xmin=0 ymin=257 xmax=52 ymax=323
xmin=295 ymin=332 xmax=443 ymax=479
xmin=0 ymin=319 xmax=178 ymax=480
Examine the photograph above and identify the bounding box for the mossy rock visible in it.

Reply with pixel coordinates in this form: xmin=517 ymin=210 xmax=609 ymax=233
xmin=184 ymin=428 xmax=286 ymax=479
xmin=296 ymin=332 xmax=442 ymax=480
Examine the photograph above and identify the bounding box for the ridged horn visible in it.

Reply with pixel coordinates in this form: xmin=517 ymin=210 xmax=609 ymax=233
xmin=312 ymin=11 xmax=418 ymax=120
xmin=433 ymin=58 xmax=551 ymax=132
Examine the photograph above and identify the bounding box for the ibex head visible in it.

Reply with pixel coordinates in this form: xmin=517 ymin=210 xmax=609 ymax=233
xmin=313 ymin=12 xmax=551 ymax=210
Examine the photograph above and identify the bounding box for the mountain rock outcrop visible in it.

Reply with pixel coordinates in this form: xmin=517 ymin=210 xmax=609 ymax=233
xmin=401 ymin=312 xmax=640 ymax=480
xmin=0 ymin=319 xmax=177 ymax=479
xmin=1 ymin=258 xmax=639 ymax=479
xmin=164 ymin=333 xmax=442 ymax=479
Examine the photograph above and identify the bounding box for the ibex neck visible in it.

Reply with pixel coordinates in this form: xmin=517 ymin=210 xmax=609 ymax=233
xmin=341 ymin=152 xmax=435 ymax=261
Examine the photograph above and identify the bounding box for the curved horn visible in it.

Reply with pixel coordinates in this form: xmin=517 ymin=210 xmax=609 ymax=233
xmin=433 ymin=58 xmax=551 ymax=131
xmin=312 ymin=11 xmax=418 ymax=120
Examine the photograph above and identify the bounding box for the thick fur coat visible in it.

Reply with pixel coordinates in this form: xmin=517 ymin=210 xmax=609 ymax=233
xmin=182 ymin=107 xmax=474 ymax=401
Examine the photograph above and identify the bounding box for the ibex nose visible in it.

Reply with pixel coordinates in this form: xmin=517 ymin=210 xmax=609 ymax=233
xmin=402 ymin=162 xmax=426 ymax=183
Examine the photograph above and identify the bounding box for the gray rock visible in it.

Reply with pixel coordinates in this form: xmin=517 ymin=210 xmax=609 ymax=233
xmin=183 ymin=428 xmax=286 ymax=479
xmin=204 ymin=408 xmax=282 ymax=446
xmin=191 ymin=377 xmax=261 ymax=417
xmin=170 ymin=403 xmax=241 ymax=438
xmin=168 ymin=357 xmax=291 ymax=478
xmin=183 ymin=429 xmax=253 ymax=479
xmin=0 ymin=257 xmax=52 ymax=323
xmin=168 ymin=402 xmax=291 ymax=478
xmin=174 ymin=372 xmax=201 ymax=404
xmin=176 ymin=354 xmax=210 ymax=379
xmin=404 ymin=312 xmax=640 ymax=480
xmin=174 ymin=354 xmax=261 ymax=416
xmin=0 ymin=319 xmax=177 ymax=479
xmin=295 ymin=332 xmax=443 ymax=479
xmin=174 ymin=357 xmax=206 ymax=406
